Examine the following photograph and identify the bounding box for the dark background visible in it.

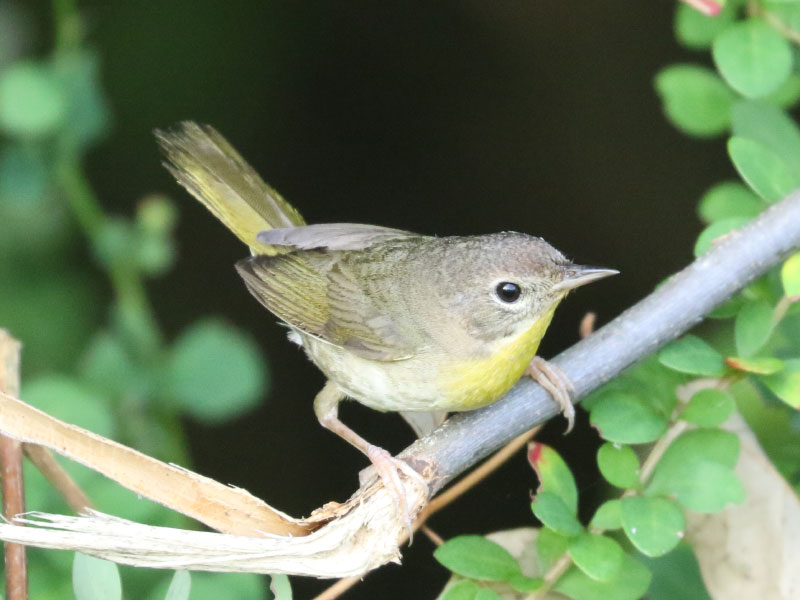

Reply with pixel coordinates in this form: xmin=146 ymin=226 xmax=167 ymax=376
xmin=34 ymin=1 xmax=732 ymax=597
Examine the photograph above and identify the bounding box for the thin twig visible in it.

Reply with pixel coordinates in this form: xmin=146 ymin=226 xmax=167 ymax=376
xmin=420 ymin=525 xmax=445 ymax=546
xmin=0 ymin=331 xmax=27 ymax=600
xmin=23 ymin=444 xmax=93 ymax=513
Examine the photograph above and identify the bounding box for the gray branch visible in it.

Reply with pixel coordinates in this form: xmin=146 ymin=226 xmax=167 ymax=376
xmin=403 ymin=191 xmax=800 ymax=495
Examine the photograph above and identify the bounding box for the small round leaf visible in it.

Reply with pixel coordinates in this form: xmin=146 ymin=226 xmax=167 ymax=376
xmin=621 ymin=496 xmax=685 ymax=557
xmin=728 ymin=136 xmax=799 ymax=203
xmin=532 ymin=492 xmax=583 ymax=538
xmin=434 ymin=536 xmax=521 ymax=581
xmin=597 ymin=443 xmax=640 ymax=489
xmin=781 ymin=252 xmax=800 ymax=297
xmin=658 ymin=335 xmax=725 ymax=376
xmin=735 ymin=298 xmax=776 ymax=357
xmin=654 ymin=64 xmax=735 ymax=137
xmin=554 ymin=554 xmax=652 ymax=600
xmin=568 ymin=533 xmax=624 ymax=582
xmin=167 ymin=319 xmax=267 ymax=422
xmin=73 ymin=553 xmax=121 ymax=600
xmin=590 ymin=499 xmax=623 ymax=531
xmin=589 ymin=393 xmax=668 ymax=444
xmin=0 ymin=62 xmax=66 ymax=137
xmin=761 ymin=358 xmax=800 ymax=408
xmin=527 ymin=442 xmax=578 ymax=512
xmin=697 ymin=181 xmax=764 ymax=224
xmin=726 ymin=356 xmax=784 ymax=375
xmin=713 ymin=19 xmax=793 ymax=98
xmin=681 ymin=388 xmax=735 ymax=427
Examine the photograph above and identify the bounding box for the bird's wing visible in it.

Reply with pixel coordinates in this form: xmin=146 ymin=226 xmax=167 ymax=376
xmin=257 ymin=223 xmax=415 ymax=251
xmin=236 ymin=249 xmax=422 ymax=361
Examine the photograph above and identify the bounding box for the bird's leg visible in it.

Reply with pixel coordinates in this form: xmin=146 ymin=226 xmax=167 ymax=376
xmin=525 ymin=356 xmax=576 ymax=433
xmin=313 ymin=380 xmax=428 ymax=536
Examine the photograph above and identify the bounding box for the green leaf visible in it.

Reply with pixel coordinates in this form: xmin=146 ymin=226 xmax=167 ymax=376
xmin=647 ymin=429 xmax=743 ymax=511
xmin=51 ymin=49 xmax=111 ymax=152
xmin=782 ymin=252 xmax=800 ymax=297
xmin=726 ymin=355 xmax=784 ymax=374
xmin=760 ymin=358 xmax=800 ymax=408
xmin=554 ymin=554 xmax=651 ymax=600
xmin=527 ymin=442 xmax=578 ymax=512
xmin=474 ymin=589 xmax=500 ymax=600
xmin=697 ymin=181 xmax=764 ymax=224
xmin=658 ymin=335 xmax=726 ymax=376
xmin=508 ymin=574 xmax=543 ymax=592
xmin=694 ymin=216 xmax=750 ymax=256
xmin=589 ymin=499 xmax=623 ymax=531
xmin=589 ymin=393 xmax=668 ymax=444
xmin=728 ymin=136 xmax=799 ymax=203
xmin=674 ymin=1 xmax=736 ymax=50
xmin=79 ymin=332 xmax=144 ymax=397
xmin=439 ymin=580 xmax=478 ymax=600
xmin=665 ymin=428 xmax=740 ymax=468
xmin=639 ymin=542 xmax=712 ymax=600
xmin=184 ymin=573 xmax=265 ymax=600
xmin=23 ymin=376 xmax=116 ymax=438
xmin=620 ymin=496 xmax=685 ymax=557
xmin=568 ymin=533 xmax=624 ymax=582
xmin=654 ymin=64 xmax=735 ymax=137
xmin=532 ymin=492 xmax=583 ymax=537
xmin=766 ymin=73 xmax=800 ymax=109
xmin=709 ymin=295 xmax=746 ymax=319
xmin=734 ymin=299 xmax=775 ymax=357
xmin=73 ymin=553 xmax=122 ymax=600
xmin=0 ymin=143 xmax=49 ymax=208
xmin=713 ymin=19 xmax=793 ymax=98
xmin=434 ymin=536 xmax=521 ymax=581
xmin=681 ymin=388 xmax=735 ymax=426
xmin=0 ymin=61 xmax=66 ymax=137
xmin=269 ymin=574 xmax=292 ymax=600
xmin=731 ymin=101 xmax=800 ymax=172
xmin=167 ymin=319 xmax=267 ymax=422
xmin=164 ymin=571 xmax=191 ymax=600
xmin=655 ymin=460 xmax=745 ymax=512
xmin=537 ymin=526 xmax=569 ymax=571
xmin=597 ymin=443 xmax=640 ymax=489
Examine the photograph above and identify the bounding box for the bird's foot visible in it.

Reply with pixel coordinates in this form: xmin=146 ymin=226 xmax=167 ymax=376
xmin=525 ymin=356 xmax=576 ymax=433
xmin=361 ymin=445 xmax=428 ymax=541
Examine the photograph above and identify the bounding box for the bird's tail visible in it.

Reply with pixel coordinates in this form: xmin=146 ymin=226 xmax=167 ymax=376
xmin=155 ymin=121 xmax=305 ymax=255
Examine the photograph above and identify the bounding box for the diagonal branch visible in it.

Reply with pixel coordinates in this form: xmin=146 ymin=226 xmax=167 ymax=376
xmin=0 ymin=191 xmax=797 ymax=578
xmin=403 ymin=191 xmax=800 ymax=496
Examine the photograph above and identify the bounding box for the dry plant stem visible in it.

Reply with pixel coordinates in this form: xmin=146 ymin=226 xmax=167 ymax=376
xmin=0 ymin=390 xmax=307 ymax=537
xmin=420 ymin=525 xmax=445 ymax=546
xmin=313 ymin=427 xmax=540 ymax=600
xmin=23 ymin=444 xmax=94 ymax=513
xmin=0 ymin=331 xmax=27 ymax=600
xmin=313 ymin=576 xmax=363 ymax=600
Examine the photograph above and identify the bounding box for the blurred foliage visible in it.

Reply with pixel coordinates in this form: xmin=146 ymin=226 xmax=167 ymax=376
xmin=434 ymin=1 xmax=800 ymax=598
xmin=0 ymin=1 xmax=269 ymax=597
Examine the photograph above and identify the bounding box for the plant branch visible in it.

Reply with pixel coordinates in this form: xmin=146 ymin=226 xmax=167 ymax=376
xmin=0 ymin=331 xmax=27 ymax=600
xmin=402 ymin=191 xmax=800 ymax=497
xmin=0 ymin=193 xmax=798 ymax=577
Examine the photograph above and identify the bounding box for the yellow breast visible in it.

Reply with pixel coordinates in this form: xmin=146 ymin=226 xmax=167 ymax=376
xmin=434 ymin=305 xmax=557 ymax=411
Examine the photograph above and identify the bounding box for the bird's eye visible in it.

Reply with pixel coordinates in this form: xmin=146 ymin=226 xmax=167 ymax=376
xmin=496 ymin=282 xmax=522 ymax=303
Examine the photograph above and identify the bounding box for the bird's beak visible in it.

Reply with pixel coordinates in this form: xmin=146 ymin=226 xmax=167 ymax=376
xmin=552 ymin=265 xmax=619 ymax=292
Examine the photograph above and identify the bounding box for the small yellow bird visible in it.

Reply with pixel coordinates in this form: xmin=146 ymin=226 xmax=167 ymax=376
xmin=156 ymin=122 xmax=616 ymax=524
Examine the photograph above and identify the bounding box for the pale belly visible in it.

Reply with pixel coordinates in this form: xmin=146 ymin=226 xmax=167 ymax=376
xmin=294 ymin=306 xmax=554 ymax=413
